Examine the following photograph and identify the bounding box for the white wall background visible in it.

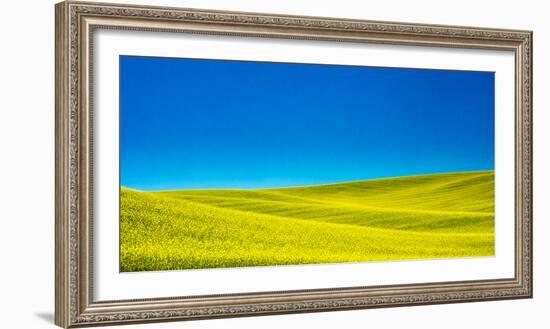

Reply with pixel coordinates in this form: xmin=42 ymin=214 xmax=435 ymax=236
xmin=0 ymin=0 xmax=546 ymax=328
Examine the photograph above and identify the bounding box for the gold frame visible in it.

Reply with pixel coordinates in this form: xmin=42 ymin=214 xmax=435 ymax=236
xmin=55 ymin=1 xmax=533 ymax=327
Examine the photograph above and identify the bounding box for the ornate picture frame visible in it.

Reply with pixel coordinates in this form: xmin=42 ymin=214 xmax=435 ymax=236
xmin=55 ymin=1 xmax=532 ymax=327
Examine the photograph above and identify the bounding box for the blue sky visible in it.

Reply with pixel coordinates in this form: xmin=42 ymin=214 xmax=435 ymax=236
xmin=120 ymin=56 xmax=494 ymax=190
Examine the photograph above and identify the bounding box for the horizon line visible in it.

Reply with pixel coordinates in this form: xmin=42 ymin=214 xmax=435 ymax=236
xmin=122 ymin=169 xmax=494 ymax=193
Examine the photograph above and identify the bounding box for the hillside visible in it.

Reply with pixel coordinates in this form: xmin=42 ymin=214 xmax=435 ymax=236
xmin=120 ymin=171 xmax=494 ymax=272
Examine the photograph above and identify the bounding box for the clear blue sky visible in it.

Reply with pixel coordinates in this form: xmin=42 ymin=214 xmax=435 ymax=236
xmin=120 ymin=56 xmax=494 ymax=191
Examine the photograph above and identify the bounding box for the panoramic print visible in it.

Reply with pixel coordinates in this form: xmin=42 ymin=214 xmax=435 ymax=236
xmin=119 ymin=55 xmax=495 ymax=272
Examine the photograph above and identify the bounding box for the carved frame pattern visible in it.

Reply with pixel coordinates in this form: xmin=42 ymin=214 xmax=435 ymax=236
xmin=55 ymin=1 xmax=532 ymax=327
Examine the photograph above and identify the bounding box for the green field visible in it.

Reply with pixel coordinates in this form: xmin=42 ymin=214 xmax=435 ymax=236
xmin=120 ymin=171 xmax=495 ymax=272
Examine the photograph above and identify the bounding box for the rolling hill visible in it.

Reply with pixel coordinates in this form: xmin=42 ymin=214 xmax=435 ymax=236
xmin=120 ymin=171 xmax=494 ymax=272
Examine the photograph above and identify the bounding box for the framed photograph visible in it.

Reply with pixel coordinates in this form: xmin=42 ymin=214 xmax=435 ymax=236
xmin=55 ymin=1 xmax=532 ymax=327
